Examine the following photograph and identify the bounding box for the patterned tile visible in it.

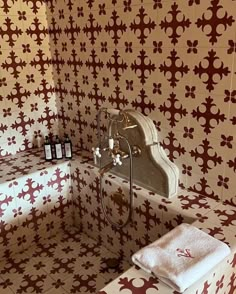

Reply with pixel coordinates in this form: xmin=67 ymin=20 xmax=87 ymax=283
xmin=206 ymin=203 xmax=236 ymax=233
xmin=0 ymin=225 xmax=127 ymax=294
xmin=48 ymin=0 xmax=236 ymax=207
xmin=0 ymin=0 xmax=57 ymax=155
xmin=1 ymin=1 xmax=235 ymax=206
xmin=62 ymin=270 xmax=107 ymax=294
xmin=44 ymin=285 xmax=69 ymax=294
xmin=0 ymin=277 xmax=14 ymax=294
xmin=0 ymin=0 xmax=236 ymax=291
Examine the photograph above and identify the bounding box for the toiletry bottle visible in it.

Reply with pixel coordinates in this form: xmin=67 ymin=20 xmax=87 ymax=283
xmin=51 ymin=136 xmax=55 ymax=159
xmin=64 ymin=134 xmax=72 ymax=159
xmin=44 ymin=136 xmax=53 ymax=161
xmin=54 ymin=135 xmax=63 ymax=159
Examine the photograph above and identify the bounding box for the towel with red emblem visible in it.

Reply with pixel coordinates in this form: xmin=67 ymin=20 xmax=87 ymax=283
xmin=132 ymin=223 xmax=230 ymax=293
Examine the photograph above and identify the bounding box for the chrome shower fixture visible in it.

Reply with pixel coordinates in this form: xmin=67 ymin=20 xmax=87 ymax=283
xmin=92 ymin=108 xmax=141 ymax=228
xmin=106 ymin=108 xmax=137 ymax=130
xmin=94 ymin=108 xmax=179 ymax=199
xmin=93 ymin=108 xmax=140 ymax=168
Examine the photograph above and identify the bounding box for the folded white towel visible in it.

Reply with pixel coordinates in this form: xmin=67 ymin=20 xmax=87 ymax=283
xmin=132 ymin=223 xmax=230 ymax=293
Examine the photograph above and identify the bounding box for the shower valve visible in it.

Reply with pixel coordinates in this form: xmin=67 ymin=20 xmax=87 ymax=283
xmin=113 ymin=154 xmax=122 ymax=166
xmin=92 ymin=147 xmax=101 ymax=164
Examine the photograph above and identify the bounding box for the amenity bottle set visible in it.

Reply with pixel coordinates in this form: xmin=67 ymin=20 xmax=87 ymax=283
xmin=44 ymin=134 xmax=72 ymax=161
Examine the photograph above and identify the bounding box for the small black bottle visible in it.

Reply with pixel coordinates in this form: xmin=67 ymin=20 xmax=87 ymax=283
xmin=54 ymin=135 xmax=63 ymax=159
xmin=44 ymin=136 xmax=53 ymax=161
xmin=64 ymin=134 xmax=72 ymax=159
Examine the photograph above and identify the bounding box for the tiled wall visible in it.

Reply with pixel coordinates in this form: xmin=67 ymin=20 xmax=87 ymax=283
xmin=1 ymin=1 xmax=236 ymax=207
xmin=50 ymin=0 xmax=236 ymax=206
xmin=0 ymin=0 xmax=58 ymax=156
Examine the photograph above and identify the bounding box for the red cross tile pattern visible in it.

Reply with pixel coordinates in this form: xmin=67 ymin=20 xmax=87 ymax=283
xmin=1 ymin=0 xmax=236 ymax=206
xmin=99 ymin=215 xmax=236 ymax=293
xmin=0 ymin=147 xmax=235 ymax=293
xmin=0 ymin=0 xmax=57 ymax=157
xmin=70 ymin=155 xmax=236 ymax=265
xmin=0 ymin=225 xmax=128 ymax=294
xmin=50 ymin=0 xmax=236 ymax=207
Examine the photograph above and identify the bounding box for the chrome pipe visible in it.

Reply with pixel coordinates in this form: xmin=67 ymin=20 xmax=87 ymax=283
xmin=100 ymin=133 xmax=134 ymax=228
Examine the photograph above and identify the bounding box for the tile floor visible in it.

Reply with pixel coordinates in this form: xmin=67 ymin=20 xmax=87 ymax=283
xmin=0 ymin=226 xmax=130 ymax=293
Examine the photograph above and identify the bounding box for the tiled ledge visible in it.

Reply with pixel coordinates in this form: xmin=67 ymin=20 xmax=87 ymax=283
xmin=69 ymin=153 xmax=236 ymax=294
xmin=0 ymin=148 xmax=78 ymax=260
xmin=98 ymin=251 xmax=236 ymax=294
xmin=0 ymin=148 xmax=71 ymax=184
xmin=95 ymin=192 xmax=236 ymax=293
xmin=0 ymin=147 xmax=92 ymax=185
xmin=0 ymin=149 xmax=235 ymax=293
xmin=98 ymin=230 xmax=235 ymax=293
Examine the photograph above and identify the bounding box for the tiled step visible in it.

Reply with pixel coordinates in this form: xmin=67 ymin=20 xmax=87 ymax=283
xmin=0 ymin=149 xmax=74 ymax=260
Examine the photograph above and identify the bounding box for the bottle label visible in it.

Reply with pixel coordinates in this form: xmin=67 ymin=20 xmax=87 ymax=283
xmin=65 ymin=142 xmax=72 ymax=158
xmin=55 ymin=144 xmax=62 ymax=159
xmin=45 ymin=145 xmax=52 ymax=160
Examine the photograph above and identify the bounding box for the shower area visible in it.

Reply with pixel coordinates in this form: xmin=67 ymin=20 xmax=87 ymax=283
xmin=0 ymin=0 xmax=236 ymax=293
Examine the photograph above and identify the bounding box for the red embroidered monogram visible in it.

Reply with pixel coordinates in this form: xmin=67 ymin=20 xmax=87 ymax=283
xmin=176 ymin=248 xmax=194 ymax=258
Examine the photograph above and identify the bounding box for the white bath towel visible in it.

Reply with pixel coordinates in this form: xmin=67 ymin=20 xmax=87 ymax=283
xmin=132 ymin=223 xmax=230 ymax=293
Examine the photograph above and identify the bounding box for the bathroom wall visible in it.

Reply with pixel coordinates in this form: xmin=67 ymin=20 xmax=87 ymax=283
xmin=0 ymin=0 xmax=58 ymax=156
xmin=1 ymin=0 xmax=235 ymax=205
xmin=51 ymin=0 xmax=236 ymax=206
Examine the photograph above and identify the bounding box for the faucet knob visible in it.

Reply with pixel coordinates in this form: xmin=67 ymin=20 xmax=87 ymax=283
xmin=113 ymin=154 xmax=122 ymax=166
xmin=92 ymin=147 xmax=101 ymax=164
xmin=108 ymin=137 xmax=114 ymax=150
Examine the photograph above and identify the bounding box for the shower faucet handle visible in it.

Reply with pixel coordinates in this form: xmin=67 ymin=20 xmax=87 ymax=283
xmin=108 ymin=137 xmax=114 ymax=150
xmin=113 ymin=154 xmax=122 ymax=166
xmin=92 ymin=147 xmax=101 ymax=164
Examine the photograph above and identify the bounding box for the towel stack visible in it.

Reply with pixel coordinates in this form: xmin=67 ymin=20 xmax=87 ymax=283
xmin=132 ymin=223 xmax=231 ymax=293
